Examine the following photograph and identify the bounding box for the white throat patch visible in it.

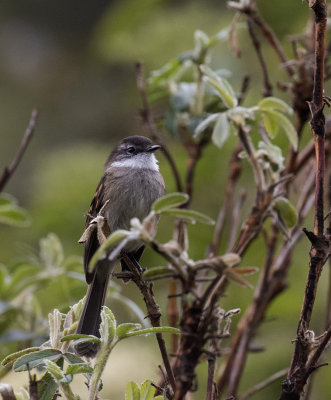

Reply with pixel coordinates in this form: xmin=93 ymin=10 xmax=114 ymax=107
xmin=110 ymin=153 xmax=159 ymax=171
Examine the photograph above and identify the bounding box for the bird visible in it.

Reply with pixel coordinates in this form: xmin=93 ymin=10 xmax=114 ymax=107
xmin=75 ymin=135 xmax=166 ymax=357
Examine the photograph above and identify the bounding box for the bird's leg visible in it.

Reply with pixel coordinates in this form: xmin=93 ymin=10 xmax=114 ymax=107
xmin=121 ymin=251 xmax=143 ymax=273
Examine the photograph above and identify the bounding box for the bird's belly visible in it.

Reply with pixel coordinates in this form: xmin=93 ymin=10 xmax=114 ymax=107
xmin=103 ymin=169 xmax=162 ymax=232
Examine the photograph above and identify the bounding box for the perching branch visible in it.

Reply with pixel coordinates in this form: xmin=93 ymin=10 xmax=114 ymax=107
xmin=0 ymin=108 xmax=38 ymax=191
xmin=121 ymin=253 xmax=177 ymax=394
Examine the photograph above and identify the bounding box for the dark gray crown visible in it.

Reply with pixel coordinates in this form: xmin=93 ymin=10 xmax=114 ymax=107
xmin=106 ymin=135 xmax=159 ymax=165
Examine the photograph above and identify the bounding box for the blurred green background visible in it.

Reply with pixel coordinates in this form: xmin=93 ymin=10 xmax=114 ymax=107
xmin=1 ymin=0 xmax=330 ymax=399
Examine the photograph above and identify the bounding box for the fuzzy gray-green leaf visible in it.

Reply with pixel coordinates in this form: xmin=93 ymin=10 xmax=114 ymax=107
xmin=258 ymin=96 xmax=293 ymax=115
xmin=211 ymin=112 xmax=230 ymax=148
xmin=152 ymin=193 xmax=189 ymax=213
xmin=13 ymin=349 xmax=62 ymax=372
xmin=159 ymin=208 xmax=215 ymax=225
xmin=274 ymin=197 xmax=298 ymax=227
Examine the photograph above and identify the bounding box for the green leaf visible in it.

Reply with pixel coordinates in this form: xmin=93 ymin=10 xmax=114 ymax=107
xmin=148 ymin=58 xmax=180 ymax=88
xmin=122 ymin=326 xmax=180 ymax=339
xmin=143 ymin=266 xmax=175 ymax=279
xmin=4 ymin=264 xmax=42 ymax=298
xmin=262 ymin=112 xmax=279 ymax=138
xmin=194 ymin=113 xmax=221 ymax=138
xmin=1 ymin=347 xmax=40 ymax=367
xmin=125 ymin=381 xmax=140 ymax=400
xmin=61 ymin=333 xmax=98 ymax=342
xmin=152 ymin=193 xmax=189 ymax=213
xmin=63 ymin=353 xmax=85 ymax=365
xmin=139 ymin=380 xmax=156 ymax=400
xmin=99 ymin=306 xmax=116 ymax=346
xmin=45 ymin=359 xmax=65 ymax=380
xmin=40 ymin=234 xmax=64 ymax=268
xmin=0 ymin=207 xmax=30 ymax=227
xmin=72 ymin=337 xmax=101 ymax=346
xmin=116 ymin=323 xmax=142 ymax=339
xmin=66 ymin=363 xmax=93 ymax=375
xmin=200 ymin=65 xmax=237 ymax=108
xmin=159 ymin=208 xmax=215 ymax=225
xmin=211 ymin=112 xmax=230 ymax=148
xmin=258 ymin=96 xmax=293 ymax=115
xmin=59 ymin=374 xmax=73 ymax=384
xmin=262 ymin=110 xmax=298 ymax=150
xmin=13 ymin=349 xmax=62 ymax=372
xmin=38 ymin=372 xmax=58 ymax=400
xmin=227 ymin=106 xmax=255 ymax=127
xmin=15 ymin=387 xmax=30 ymax=400
xmin=0 ymin=194 xmax=16 ymax=207
xmin=274 ymin=197 xmax=298 ymax=227
xmin=89 ymin=229 xmax=131 ymax=269
xmin=258 ymin=142 xmax=285 ymax=171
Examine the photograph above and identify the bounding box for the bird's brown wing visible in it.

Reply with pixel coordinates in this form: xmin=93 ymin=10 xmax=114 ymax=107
xmin=83 ymin=174 xmax=106 ymax=283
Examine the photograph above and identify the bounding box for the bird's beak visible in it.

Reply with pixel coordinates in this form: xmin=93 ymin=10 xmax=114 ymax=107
xmin=147 ymin=145 xmax=161 ymax=152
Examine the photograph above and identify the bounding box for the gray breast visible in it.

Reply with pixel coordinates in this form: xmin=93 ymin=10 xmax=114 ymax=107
xmin=102 ymin=167 xmax=165 ymax=232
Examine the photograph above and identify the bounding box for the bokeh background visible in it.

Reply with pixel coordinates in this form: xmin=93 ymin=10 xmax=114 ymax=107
xmin=1 ymin=0 xmax=330 ymax=399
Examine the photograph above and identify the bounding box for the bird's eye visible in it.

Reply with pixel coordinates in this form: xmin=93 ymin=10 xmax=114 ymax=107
xmin=126 ymin=146 xmax=135 ymax=154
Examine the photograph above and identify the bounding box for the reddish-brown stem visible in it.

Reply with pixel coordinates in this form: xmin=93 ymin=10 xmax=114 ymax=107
xmin=206 ymin=356 xmax=216 ymax=400
xmin=167 ymin=278 xmax=179 ymax=353
xmin=325 ymin=150 xmax=331 ymax=328
xmin=280 ymin=2 xmax=329 ymax=399
xmin=184 ymin=137 xmax=209 ymax=205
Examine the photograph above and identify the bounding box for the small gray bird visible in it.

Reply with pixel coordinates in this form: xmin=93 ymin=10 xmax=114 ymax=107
xmin=75 ymin=136 xmax=165 ymax=357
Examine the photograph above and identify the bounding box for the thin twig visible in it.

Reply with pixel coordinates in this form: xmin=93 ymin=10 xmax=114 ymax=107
xmin=28 ymin=365 xmax=38 ymax=400
xmin=184 ymin=137 xmax=209 ymax=204
xmin=208 ymin=143 xmax=242 ymax=256
xmin=0 ymin=108 xmax=38 ymax=191
xmin=227 ymin=189 xmax=247 ymax=252
xmin=246 ymin=17 xmax=273 ymax=97
xmin=228 ymin=0 xmax=294 ymax=77
xmin=239 ymin=368 xmax=288 ymax=400
xmin=206 ymin=355 xmax=216 ymax=400
xmin=237 ymin=126 xmax=265 ymax=192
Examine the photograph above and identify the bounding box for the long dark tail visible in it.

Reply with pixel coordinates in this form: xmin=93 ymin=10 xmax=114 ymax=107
xmin=75 ymin=272 xmax=110 ymax=358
